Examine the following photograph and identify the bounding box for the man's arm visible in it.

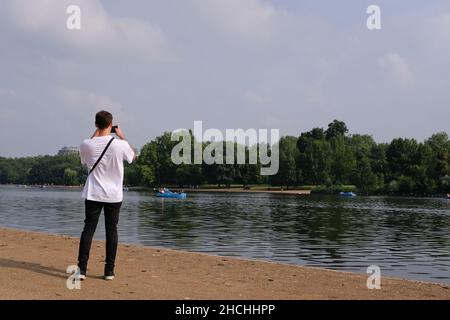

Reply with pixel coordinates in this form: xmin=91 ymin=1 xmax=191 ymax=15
xmin=79 ymin=142 xmax=87 ymax=165
xmin=115 ymin=127 xmax=137 ymax=161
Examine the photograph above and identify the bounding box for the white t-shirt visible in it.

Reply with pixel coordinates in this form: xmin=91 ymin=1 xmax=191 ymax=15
xmin=80 ymin=135 xmax=134 ymax=203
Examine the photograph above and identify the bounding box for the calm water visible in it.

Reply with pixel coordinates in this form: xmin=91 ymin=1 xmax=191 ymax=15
xmin=1 ymin=185 xmax=449 ymax=284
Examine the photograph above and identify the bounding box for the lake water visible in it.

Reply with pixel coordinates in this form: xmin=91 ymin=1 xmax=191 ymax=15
xmin=1 ymin=185 xmax=449 ymax=284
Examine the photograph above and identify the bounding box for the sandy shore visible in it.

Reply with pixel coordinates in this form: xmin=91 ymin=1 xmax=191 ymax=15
xmin=0 ymin=227 xmax=449 ymax=300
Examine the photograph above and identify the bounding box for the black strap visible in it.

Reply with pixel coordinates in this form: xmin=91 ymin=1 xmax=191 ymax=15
xmin=89 ymin=137 xmax=115 ymax=175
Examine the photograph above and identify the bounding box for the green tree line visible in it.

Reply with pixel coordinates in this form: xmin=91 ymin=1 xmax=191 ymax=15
xmin=0 ymin=154 xmax=87 ymax=186
xmin=272 ymin=120 xmax=449 ymax=195
xmin=1 ymin=120 xmax=449 ymax=196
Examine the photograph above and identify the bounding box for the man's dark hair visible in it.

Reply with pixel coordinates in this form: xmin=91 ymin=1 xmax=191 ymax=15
xmin=95 ymin=110 xmax=113 ymax=130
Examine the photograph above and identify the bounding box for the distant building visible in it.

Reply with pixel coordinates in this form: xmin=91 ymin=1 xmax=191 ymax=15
xmin=58 ymin=146 xmax=79 ymax=156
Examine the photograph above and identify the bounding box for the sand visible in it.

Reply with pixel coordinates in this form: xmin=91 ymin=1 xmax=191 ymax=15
xmin=0 ymin=227 xmax=449 ymax=300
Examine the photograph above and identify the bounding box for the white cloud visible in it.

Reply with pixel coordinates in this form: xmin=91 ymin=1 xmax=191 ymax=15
xmin=244 ymin=90 xmax=268 ymax=104
xmin=305 ymin=86 xmax=325 ymax=106
xmin=436 ymin=12 xmax=450 ymax=38
xmin=0 ymin=88 xmax=17 ymax=97
xmin=195 ymin=0 xmax=276 ymax=40
xmin=377 ymin=53 xmax=414 ymax=85
xmin=7 ymin=0 xmax=176 ymax=62
xmin=262 ymin=114 xmax=281 ymax=127
xmin=58 ymin=87 xmax=135 ymax=126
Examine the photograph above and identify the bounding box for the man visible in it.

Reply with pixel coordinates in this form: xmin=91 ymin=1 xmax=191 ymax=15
xmin=77 ymin=110 xmax=135 ymax=281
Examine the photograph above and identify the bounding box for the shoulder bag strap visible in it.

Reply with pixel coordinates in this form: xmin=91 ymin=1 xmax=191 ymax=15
xmin=88 ymin=137 xmax=115 ymax=175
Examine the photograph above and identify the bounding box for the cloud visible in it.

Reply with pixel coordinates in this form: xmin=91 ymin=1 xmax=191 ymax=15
xmin=377 ymin=53 xmax=414 ymax=86
xmin=436 ymin=12 xmax=450 ymax=38
xmin=262 ymin=114 xmax=281 ymax=127
xmin=0 ymin=88 xmax=17 ymax=97
xmin=304 ymin=86 xmax=325 ymax=106
xmin=58 ymin=87 xmax=135 ymax=126
xmin=195 ymin=0 xmax=276 ymax=40
xmin=244 ymin=90 xmax=268 ymax=105
xmin=7 ymin=0 xmax=176 ymax=62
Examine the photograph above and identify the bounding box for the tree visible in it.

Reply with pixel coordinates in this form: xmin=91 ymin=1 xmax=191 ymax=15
xmin=386 ymin=138 xmax=419 ymax=179
xmin=297 ymin=127 xmax=332 ymax=185
xmin=349 ymin=135 xmax=383 ymax=193
xmin=440 ymin=175 xmax=450 ymax=191
xmin=385 ymin=138 xmax=435 ymax=195
xmin=26 ymin=154 xmax=83 ymax=185
xmin=298 ymin=138 xmax=331 ymax=185
xmin=175 ymin=164 xmax=204 ymax=187
xmin=353 ymin=152 xmax=377 ymax=194
xmin=270 ymin=136 xmax=299 ymax=188
xmin=154 ymin=132 xmax=178 ymax=185
xmin=328 ymin=136 xmax=355 ymax=185
xmin=370 ymin=143 xmax=387 ymax=181
xmin=124 ymin=163 xmax=141 ymax=186
xmin=139 ymin=164 xmax=156 ymax=186
xmin=136 ymin=142 xmax=158 ymax=186
xmin=1 ymin=123 xmax=449 ymax=196
xmin=425 ymin=132 xmax=449 ymax=192
xmin=397 ymin=175 xmax=415 ymax=195
xmin=325 ymin=120 xmax=348 ymax=140
xmin=63 ymin=168 xmax=78 ymax=185
xmin=216 ymin=164 xmax=235 ymax=188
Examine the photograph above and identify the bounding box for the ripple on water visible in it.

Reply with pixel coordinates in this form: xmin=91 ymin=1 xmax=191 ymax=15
xmin=0 ymin=186 xmax=450 ymax=284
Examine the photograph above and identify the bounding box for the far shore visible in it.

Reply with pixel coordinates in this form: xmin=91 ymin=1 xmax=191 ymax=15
xmin=0 ymin=227 xmax=449 ymax=300
xmin=4 ymin=184 xmax=448 ymax=198
xmin=5 ymin=184 xmax=312 ymax=195
xmin=170 ymin=187 xmax=311 ymax=195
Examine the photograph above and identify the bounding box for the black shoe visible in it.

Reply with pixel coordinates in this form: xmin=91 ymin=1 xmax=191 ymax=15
xmin=104 ymin=268 xmax=115 ymax=281
xmin=77 ymin=270 xmax=87 ymax=281
xmin=77 ymin=264 xmax=87 ymax=280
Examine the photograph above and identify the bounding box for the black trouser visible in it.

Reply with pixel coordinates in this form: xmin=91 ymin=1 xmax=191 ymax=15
xmin=78 ymin=199 xmax=122 ymax=273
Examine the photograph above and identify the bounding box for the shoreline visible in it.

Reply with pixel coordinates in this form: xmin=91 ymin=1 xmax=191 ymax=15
xmin=6 ymin=184 xmax=312 ymax=195
xmin=0 ymin=227 xmax=449 ymax=300
xmin=170 ymin=188 xmax=311 ymax=195
xmin=4 ymin=185 xmax=447 ymax=198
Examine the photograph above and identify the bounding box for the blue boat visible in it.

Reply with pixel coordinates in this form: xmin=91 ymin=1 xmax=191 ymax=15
xmin=156 ymin=188 xmax=187 ymax=199
xmin=339 ymin=191 xmax=357 ymax=197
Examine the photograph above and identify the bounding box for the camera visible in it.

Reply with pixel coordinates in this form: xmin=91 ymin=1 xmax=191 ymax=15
xmin=111 ymin=125 xmax=118 ymax=134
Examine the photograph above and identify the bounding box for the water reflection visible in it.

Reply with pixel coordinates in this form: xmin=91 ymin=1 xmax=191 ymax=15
xmin=0 ymin=185 xmax=449 ymax=283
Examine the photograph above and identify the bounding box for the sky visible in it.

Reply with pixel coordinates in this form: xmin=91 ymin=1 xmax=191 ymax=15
xmin=0 ymin=0 xmax=449 ymax=157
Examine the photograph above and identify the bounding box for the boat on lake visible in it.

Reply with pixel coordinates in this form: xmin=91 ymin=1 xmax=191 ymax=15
xmin=156 ymin=188 xmax=187 ymax=199
xmin=339 ymin=191 xmax=357 ymax=197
